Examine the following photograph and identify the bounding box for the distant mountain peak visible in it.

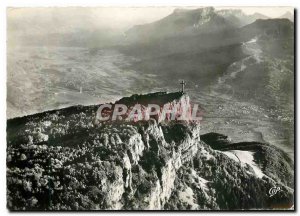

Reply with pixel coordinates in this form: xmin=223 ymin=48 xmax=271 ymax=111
xmin=170 ymin=6 xmax=216 ymax=23
xmin=251 ymin=12 xmax=269 ymax=19
xmin=216 ymin=8 xmax=244 ymax=16
xmin=173 ymin=7 xmax=215 ymax=14
xmin=216 ymin=9 xmax=269 ymax=27
xmin=240 ymin=18 xmax=294 ymax=40
xmin=172 ymin=8 xmax=189 ymax=14
xmin=279 ymin=11 xmax=294 ymax=21
xmin=126 ymin=7 xmax=233 ymax=42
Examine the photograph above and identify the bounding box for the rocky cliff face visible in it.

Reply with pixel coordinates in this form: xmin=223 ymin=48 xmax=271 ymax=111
xmin=6 ymin=92 xmax=294 ymax=210
xmin=95 ymin=92 xmax=195 ymax=124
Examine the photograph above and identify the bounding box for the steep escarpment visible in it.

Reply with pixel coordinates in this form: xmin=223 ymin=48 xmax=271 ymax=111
xmin=165 ymin=141 xmax=293 ymax=210
xmin=7 ymin=92 xmax=294 ymax=210
xmin=201 ymin=132 xmax=294 ymax=188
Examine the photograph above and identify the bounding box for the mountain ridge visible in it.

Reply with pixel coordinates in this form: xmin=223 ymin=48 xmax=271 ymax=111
xmin=125 ymin=7 xmax=235 ymax=43
xmin=7 ymin=92 xmax=294 ymax=210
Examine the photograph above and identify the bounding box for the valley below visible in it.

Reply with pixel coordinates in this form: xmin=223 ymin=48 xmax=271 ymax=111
xmin=7 ymin=40 xmax=294 ymax=159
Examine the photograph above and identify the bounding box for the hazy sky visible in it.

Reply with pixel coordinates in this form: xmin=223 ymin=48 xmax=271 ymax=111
xmin=7 ymin=7 xmax=294 ymax=35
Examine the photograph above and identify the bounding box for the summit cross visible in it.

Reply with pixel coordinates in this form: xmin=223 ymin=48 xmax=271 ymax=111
xmin=180 ymin=80 xmax=186 ymax=93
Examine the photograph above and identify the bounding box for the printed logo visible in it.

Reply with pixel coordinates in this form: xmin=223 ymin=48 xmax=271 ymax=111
xmin=269 ymin=186 xmax=281 ymax=197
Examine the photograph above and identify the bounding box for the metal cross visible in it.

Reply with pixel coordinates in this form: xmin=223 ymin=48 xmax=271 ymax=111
xmin=180 ymin=80 xmax=186 ymax=93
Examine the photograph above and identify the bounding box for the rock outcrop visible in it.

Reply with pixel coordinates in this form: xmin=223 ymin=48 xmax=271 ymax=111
xmin=6 ymin=92 xmax=294 ymax=210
